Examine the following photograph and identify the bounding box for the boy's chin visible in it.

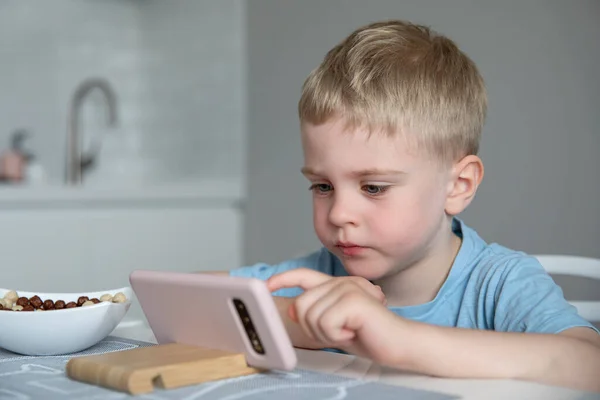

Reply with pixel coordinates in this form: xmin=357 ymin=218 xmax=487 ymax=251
xmin=340 ymin=258 xmax=391 ymax=282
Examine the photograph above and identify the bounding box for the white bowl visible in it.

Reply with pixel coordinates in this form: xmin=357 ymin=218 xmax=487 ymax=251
xmin=0 ymin=286 xmax=132 ymax=356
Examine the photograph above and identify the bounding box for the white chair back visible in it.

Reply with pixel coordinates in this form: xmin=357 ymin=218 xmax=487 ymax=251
xmin=534 ymin=255 xmax=600 ymax=322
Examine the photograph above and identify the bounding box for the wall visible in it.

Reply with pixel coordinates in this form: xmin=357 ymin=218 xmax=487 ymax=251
xmin=134 ymin=0 xmax=246 ymax=185
xmin=0 ymin=0 xmax=246 ymax=187
xmin=244 ymin=0 xmax=600 ymax=267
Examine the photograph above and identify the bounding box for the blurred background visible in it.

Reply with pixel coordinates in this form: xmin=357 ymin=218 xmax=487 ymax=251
xmin=0 ymin=0 xmax=598 ymax=321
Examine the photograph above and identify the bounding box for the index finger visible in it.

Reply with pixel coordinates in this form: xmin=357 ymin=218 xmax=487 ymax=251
xmin=266 ymin=268 xmax=332 ymax=292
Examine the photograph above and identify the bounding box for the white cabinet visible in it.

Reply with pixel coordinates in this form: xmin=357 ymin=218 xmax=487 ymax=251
xmin=0 ymin=184 xmax=244 ymax=321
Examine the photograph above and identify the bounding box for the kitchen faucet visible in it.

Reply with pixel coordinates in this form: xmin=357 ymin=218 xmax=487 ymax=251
xmin=65 ymin=78 xmax=118 ymax=185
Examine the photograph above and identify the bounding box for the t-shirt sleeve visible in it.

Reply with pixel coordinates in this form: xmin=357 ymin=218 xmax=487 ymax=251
xmin=229 ymin=247 xmax=343 ymax=297
xmin=493 ymin=255 xmax=599 ymax=335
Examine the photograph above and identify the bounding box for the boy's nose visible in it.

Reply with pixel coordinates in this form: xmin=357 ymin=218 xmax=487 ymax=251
xmin=328 ymin=195 xmax=357 ymax=227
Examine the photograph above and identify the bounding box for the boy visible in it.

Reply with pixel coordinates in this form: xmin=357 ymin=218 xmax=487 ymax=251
xmin=220 ymin=20 xmax=600 ymax=392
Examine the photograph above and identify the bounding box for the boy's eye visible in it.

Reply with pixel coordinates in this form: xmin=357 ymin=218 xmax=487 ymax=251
xmin=362 ymin=184 xmax=389 ymax=195
xmin=309 ymin=183 xmax=332 ymax=193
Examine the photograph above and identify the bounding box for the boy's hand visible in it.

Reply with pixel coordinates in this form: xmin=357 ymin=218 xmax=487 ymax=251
xmin=267 ymin=268 xmax=404 ymax=363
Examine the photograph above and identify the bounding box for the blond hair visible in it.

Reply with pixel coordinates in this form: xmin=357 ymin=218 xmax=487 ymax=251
xmin=298 ymin=20 xmax=487 ymax=163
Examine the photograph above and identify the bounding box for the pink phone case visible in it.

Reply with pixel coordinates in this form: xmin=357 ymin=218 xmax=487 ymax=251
xmin=129 ymin=270 xmax=297 ymax=371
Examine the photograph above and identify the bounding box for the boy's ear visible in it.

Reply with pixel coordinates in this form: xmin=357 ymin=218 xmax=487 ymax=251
xmin=445 ymin=155 xmax=484 ymax=215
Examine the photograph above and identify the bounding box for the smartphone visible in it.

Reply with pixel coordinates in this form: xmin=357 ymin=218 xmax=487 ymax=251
xmin=129 ymin=270 xmax=297 ymax=371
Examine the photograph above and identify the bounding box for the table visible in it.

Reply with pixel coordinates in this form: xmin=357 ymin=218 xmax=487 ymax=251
xmin=110 ymin=320 xmax=596 ymax=400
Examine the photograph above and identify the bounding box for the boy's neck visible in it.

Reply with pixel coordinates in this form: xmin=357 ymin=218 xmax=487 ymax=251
xmin=373 ymin=224 xmax=462 ymax=308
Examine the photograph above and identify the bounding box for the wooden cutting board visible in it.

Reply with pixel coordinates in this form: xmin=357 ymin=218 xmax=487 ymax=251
xmin=65 ymin=343 xmax=261 ymax=395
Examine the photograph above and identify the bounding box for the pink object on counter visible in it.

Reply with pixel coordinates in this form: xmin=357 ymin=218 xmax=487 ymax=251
xmin=0 ymin=151 xmax=26 ymax=182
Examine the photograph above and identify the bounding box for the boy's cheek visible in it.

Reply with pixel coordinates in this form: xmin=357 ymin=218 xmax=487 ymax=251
xmin=312 ymin=205 xmax=330 ymax=229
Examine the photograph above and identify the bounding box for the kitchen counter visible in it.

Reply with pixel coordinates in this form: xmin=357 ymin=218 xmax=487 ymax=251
xmin=0 ymin=179 xmax=245 ymax=209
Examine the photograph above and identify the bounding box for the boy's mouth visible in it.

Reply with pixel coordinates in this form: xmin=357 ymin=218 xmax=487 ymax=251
xmin=335 ymin=242 xmax=366 ymax=256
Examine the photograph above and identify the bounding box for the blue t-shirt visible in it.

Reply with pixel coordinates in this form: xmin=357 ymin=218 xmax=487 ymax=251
xmin=230 ymin=218 xmax=599 ymax=335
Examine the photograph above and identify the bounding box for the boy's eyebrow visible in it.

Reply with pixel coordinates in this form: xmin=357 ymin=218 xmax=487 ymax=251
xmin=348 ymin=168 xmax=407 ymax=178
xmin=301 ymin=167 xmax=407 ymax=177
xmin=301 ymin=167 xmax=321 ymax=176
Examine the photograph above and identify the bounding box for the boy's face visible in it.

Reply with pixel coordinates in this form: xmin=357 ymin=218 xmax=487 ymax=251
xmin=301 ymin=118 xmax=454 ymax=281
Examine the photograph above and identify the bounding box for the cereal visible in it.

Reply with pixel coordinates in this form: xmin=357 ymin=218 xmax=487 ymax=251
xmin=43 ymin=299 xmax=55 ymax=310
xmin=100 ymin=294 xmax=113 ymax=302
xmin=16 ymin=297 xmax=29 ymax=307
xmin=0 ymin=290 xmax=127 ymax=312
xmin=3 ymin=290 xmax=18 ymax=304
xmin=112 ymin=292 xmax=127 ymax=303
xmin=77 ymin=296 xmax=89 ymax=306
xmin=29 ymin=295 xmax=43 ymax=309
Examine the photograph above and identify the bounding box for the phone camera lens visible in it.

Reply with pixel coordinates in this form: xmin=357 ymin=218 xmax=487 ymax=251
xmin=233 ymin=298 xmax=265 ymax=355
